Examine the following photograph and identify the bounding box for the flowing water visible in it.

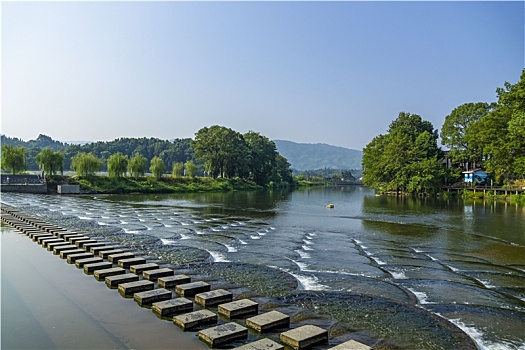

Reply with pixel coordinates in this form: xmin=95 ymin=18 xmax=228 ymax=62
xmin=2 ymin=187 xmax=524 ymax=349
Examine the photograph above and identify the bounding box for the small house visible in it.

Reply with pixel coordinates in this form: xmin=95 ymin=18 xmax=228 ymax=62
xmin=462 ymin=169 xmax=488 ymax=185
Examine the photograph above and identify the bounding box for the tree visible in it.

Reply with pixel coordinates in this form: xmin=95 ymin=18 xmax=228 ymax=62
xmin=149 ymin=156 xmax=166 ymax=180
xmin=71 ymin=152 xmax=101 ymax=177
xmin=107 ymin=152 xmax=128 ymax=178
xmin=172 ymin=162 xmax=184 ymax=178
xmin=184 ymin=160 xmax=198 ymax=177
xmin=244 ymin=131 xmax=278 ymax=186
xmin=1 ymin=145 xmax=27 ymax=174
xmin=35 ymin=148 xmax=64 ymax=175
xmin=128 ymin=153 xmax=147 ymax=179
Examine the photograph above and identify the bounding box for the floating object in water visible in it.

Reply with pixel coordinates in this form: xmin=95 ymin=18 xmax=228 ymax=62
xmin=326 ymin=204 xmax=334 ymax=209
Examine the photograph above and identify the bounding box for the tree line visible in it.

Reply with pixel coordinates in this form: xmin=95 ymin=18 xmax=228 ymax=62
xmin=362 ymin=69 xmax=525 ymax=194
xmin=1 ymin=126 xmax=293 ymax=187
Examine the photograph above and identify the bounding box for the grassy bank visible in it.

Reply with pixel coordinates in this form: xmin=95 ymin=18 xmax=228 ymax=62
xmin=48 ymin=175 xmax=263 ymax=194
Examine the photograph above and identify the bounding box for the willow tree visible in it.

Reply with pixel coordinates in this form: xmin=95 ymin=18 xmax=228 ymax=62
xmin=71 ymin=152 xmax=101 ymax=177
xmin=149 ymin=156 xmax=166 ymax=180
xmin=128 ymin=153 xmax=147 ymax=179
xmin=107 ymin=152 xmax=128 ymax=178
xmin=1 ymin=145 xmax=27 ymax=174
xmin=36 ymin=148 xmax=64 ymax=175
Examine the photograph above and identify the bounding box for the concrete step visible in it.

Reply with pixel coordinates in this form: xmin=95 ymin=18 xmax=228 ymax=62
xmin=46 ymin=241 xmax=71 ymax=250
xmin=31 ymin=233 xmax=52 ymax=241
xmin=118 ymin=280 xmax=155 ymax=296
xmin=134 ymin=288 xmax=172 ymax=306
xmin=94 ymin=267 xmax=126 ymax=281
xmin=75 ymin=239 xmax=97 ymax=248
xmin=53 ymin=244 xmax=78 ymax=255
xmin=67 ymin=252 xmax=94 ymax=264
xmin=82 ymin=242 xmax=106 ymax=251
xmin=99 ymin=249 xmax=124 ymax=259
xmin=129 ymin=263 xmax=159 ymax=274
xmin=84 ymin=261 xmax=113 ymax=273
xmin=60 ymin=249 xmax=85 ymax=259
xmin=90 ymin=245 xmax=119 ymax=255
xmin=108 ymin=252 xmax=135 ymax=263
xmin=175 ymin=281 xmax=211 ymax=297
xmin=38 ymin=237 xmax=63 ymax=245
xmin=246 ymin=311 xmax=290 ymax=332
xmin=173 ymin=309 xmax=217 ymax=331
xmin=143 ymin=268 xmax=174 ymax=281
xmin=68 ymin=236 xmax=90 ymax=245
xmin=118 ymin=257 xmax=146 ymax=269
xmin=75 ymin=256 xmax=103 ymax=268
xmin=158 ymin=274 xmax=191 ymax=289
xmin=56 ymin=231 xmax=80 ymax=238
xmin=198 ymin=322 xmax=248 ymax=348
xmin=195 ymin=289 xmax=233 ymax=307
xmin=218 ymin=299 xmax=259 ymax=319
xmin=60 ymin=233 xmax=85 ymax=241
xmin=105 ymin=273 xmax=139 ymax=288
xmin=152 ymin=297 xmax=193 ymax=317
xmin=234 ymin=338 xmax=285 ymax=350
xmin=327 ymin=340 xmax=372 ymax=350
xmin=280 ymin=325 xmax=328 ymax=350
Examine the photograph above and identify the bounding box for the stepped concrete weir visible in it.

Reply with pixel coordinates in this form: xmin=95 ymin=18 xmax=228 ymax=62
xmin=198 ymin=322 xmax=248 ymax=347
xmin=218 ymin=299 xmax=259 ymax=319
xmin=173 ymin=309 xmax=217 ymax=331
xmin=195 ymin=289 xmax=233 ymax=307
xmin=152 ymin=298 xmax=193 ymax=317
xmin=280 ymin=325 xmax=328 ymax=350
xmin=246 ymin=311 xmax=290 ymax=332
xmin=118 ymin=280 xmax=155 ymax=296
xmin=234 ymin=338 xmax=284 ymax=350
xmin=158 ymin=274 xmax=191 ymax=288
xmin=134 ymin=288 xmax=172 ymax=306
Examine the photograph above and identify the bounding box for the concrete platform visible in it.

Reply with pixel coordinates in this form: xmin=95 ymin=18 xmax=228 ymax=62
xmin=82 ymin=242 xmax=106 ymax=251
xmin=108 ymin=252 xmax=135 ymax=263
xmin=31 ymin=233 xmax=52 ymax=241
xmin=118 ymin=257 xmax=146 ymax=269
xmin=218 ymin=299 xmax=259 ymax=319
xmin=105 ymin=273 xmax=139 ymax=288
xmin=99 ymin=249 xmax=124 ymax=259
xmin=198 ymin=322 xmax=248 ymax=348
xmin=94 ymin=267 xmax=126 ymax=281
xmin=53 ymin=244 xmax=77 ymax=255
xmin=84 ymin=261 xmax=113 ymax=273
xmin=152 ymin=298 xmax=193 ymax=317
xmin=56 ymin=231 xmax=79 ymax=238
xmin=39 ymin=237 xmax=63 ymax=245
xmin=45 ymin=241 xmax=71 ymax=250
xmin=195 ymin=289 xmax=233 ymax=307
xmin=328 ymin=340 xmax=372 ymax=350
xmin=130 ymin=263 xmax=159 ymax=274
xmin=158 ymin=274 xmax=191 ymax=288
xmin=143 ymin=268 xmax=174 ymax=281
xmin=75 ymin=256 xmax=103 ymax=268
xmin=246 ymin=311 xmax=290 ymax=332
xmin=91 ymin=245 xmax=119 ymax=255
xmin=68 ymin=236 xmax=90 ymax=245
xmin=175 ymin=281 xmax=211 ymax=297
xmin=234 ymin=338 xmax=284 ymax=350
xmin=67 ymin=252 xmax=94 ymax=264
xmin=134 ymin=288 xmax=172 ymax=306
xmin=173 ymin=309 xmax=217 ymax=331
xmin=75 ymin=239 xmax=97 ymax=248
xmin=60 ymin=233 xmax=85 ymax=241
xmin=118 ymin=280 xmax=155 ymax=296
xmin=60 ymin=248 xmax=85 ymax=259
xmin=280 ymin=325 xmax=328 ymax=350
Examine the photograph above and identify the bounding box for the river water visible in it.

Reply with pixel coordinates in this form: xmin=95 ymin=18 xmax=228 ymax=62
xmin=1 ymin=187 xmax=524 ymax=349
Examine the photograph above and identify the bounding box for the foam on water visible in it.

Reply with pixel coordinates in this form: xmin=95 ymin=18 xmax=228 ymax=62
xmin=407 ymin=287 xmax=431 ymax=305
xmin=477 ymin=279 xmax=497 ymax=289
xmin=250 ymin=235 xmax=261 ymax=240
xmin=303 ymin=239 xmax=313 ymax=245
xmin=161 ymin=238 xmax=177 ymax=245
xmin=302 ymin=245 xmax=314 ymax=251
xmin=208 ymin=250 xmax=230 ymax=262
xmin=239 ymin=239 xmax=248 ymax=245
xmin=180 ymin=233 xmax=192 ymax=240
xmin=389 ymin=270 xmax=407 ymax=279
xmin=295 ymin=249 xmax=311 ymax=259
xmin=224 ymin=244 xmax=237 ymax=252
xmin=290 ymin=273 xmax=328 ymax=291
xmin=426 ymin=254 xmax=438 ymax=261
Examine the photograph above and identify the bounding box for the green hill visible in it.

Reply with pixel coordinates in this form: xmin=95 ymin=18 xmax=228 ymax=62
xmin=274 ymin=140 xmax=362 ymax=171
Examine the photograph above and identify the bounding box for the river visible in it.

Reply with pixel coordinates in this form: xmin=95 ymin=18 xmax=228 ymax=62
xmin=1 ymin=187 xmax=524 ymax=349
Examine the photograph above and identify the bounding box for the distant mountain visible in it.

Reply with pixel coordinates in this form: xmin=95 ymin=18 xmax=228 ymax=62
xmin=274 ymin=140 xmax=362 ymax=171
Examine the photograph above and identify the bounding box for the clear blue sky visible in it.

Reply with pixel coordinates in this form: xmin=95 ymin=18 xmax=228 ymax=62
xmin=2 ymin=1 xmax=523 ymax=150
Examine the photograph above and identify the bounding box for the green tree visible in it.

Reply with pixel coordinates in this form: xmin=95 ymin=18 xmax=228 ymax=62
xmin=128 ymin=153 xmax=147 ymax=179
xmin=184 ymin=160 xmax=198 ymax=177
xmin=107 ymin=152 xmax=128 ymax=178
xmin=172 ymin=162 xmax=184 ymax=178
xmin=1 ymin=145 xmax=27 ymax=174
xmin=71 ymin=152 xmax=101 ymax=177
xmin=244 ymin=131 xmax=278 ymax=186
xmin=149 ymin=156 xmax=166 ymax=180
xmin=35 ymin=148 xmax=64 ymax=175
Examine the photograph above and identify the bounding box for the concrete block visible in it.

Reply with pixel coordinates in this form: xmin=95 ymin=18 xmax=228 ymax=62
xmin=46 ymin=241 xmax=71 ymax=250
xmin=68 ymin=236 xmax=90 ymax=245
xmin=118 ymin=280 xmax=154 ymax=296
xmin=82 ymin=242 xmax=106 ymax=251
xmin=246 ymin=311 xmax=290 ymax=332
xmin=105 ymin=273 xmax=139 ymax=288
xmin=53 ymin=244 xmax=77 ymax=255
xmin=280 ymin=325 xmax=328 ymax=350
xmin=57 ymin=184 xmax=80 ymax=194
xmin=175 ymin=281 xmax=211 ymax=297
xmin=130 ymin=263 xmax=159 ymax=274
xmin=195 ymin=289 xmax=233 ymax=307
xmin=108 ymin=252 xmax=135 ymax=263
xmin=60 ymin=233 xmax=85 ymax=240
xmin=90 ymin=245 xmax=118 ymax=254
xmin=173 ymin=309 xmax=217 ymax=331
xmin=198 ymin=322 xmax=248 ymax=347
xmin=134 ymin=288 xmax=172 ymax=306
xmin=94 ymin=267 xmax=126 ymax=281
xmin=75 ymin=256 xmax=103 ymax=268
xmin=84 ymin=261 xmax=112 ymax=273
xmin=39 ymin=237 xmax=62 ymax=245
xmin=152 ymin=297 xmax=193 ymax=317
xmin=158 ymin=274 xmax=191 ymax=288
xmin=218 ymin=299 xmax=259 ymax=319
xmin=99 ymin=249 xmax=124 ymax=259
xmin=67 ymin=252 xmax=94 ymax=264
xmin=60 ymin=249 xmax=85 ymax=259
xmin=31 ymin=233 xmax=52 ymax=241
xmin=143 ymin=268 xmax=174 ymax=281
xmin=75 ymin=239 xmax=97 ymax=247
xmin=118 ymin=257 xmax=146 ymax=269
xmin=328 ymin=340 xmax=372 ymax=350
xmin=234 ymin=338 xmax=285 ymax=350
